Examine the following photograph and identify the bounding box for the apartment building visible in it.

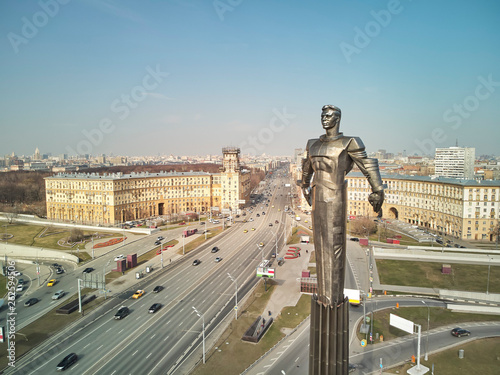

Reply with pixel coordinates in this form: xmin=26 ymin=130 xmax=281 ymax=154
xmin=45 ymin=148 xmax=251 ymax=225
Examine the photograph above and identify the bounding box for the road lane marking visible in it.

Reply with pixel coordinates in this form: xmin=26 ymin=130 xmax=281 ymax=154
xmin=132 ymin=350 xmax=138 ymax=356
xmin=151 ymin=334 xmax=156 ymax=339
xmin=96 ymin=345 xmax=103 ymax=351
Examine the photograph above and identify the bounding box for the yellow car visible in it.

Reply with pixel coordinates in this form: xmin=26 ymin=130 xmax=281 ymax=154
xmin=304 ymin=220 xmax=308 ymax=223
xmin=47 ymin=279 xmax=56 ymax=287
xmin=132 ymin=290 xmax=145 ymax=299
xmin=243 ymin=219 xmax=247 ymax=223
xmin=309 ymin=225 xmax=312 ymax=230
xmin=278 ymin=209 xmax=281 ymax=211
xmin=272 ymin=205 xmax=275 ymax=208
xmin=251 ymin=228 xmax=256 ymax=231
xmin=259 ymin=242 xmax=264 ymax=247
xmin=243 ymin=229 xmax=248 ymax=233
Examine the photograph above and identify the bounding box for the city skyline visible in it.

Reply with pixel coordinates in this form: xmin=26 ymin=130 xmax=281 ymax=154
xmin=1 ymin=0 xmax=500 ymax=157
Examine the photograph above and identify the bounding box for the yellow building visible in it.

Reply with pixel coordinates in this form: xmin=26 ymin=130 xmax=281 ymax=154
xmin=346 ymin=173 xmax=500 ymax=241
xmin=45 ymin=148 xmax=251 ymax=225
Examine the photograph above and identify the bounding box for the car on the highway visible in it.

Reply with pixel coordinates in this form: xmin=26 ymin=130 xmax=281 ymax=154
xmin=211 ymin=246 xmax=219 ymax=253
xmin=192 ymin=259 xmax=201 ymax=266
xmin=251 ymin=228 xmax=256 ymax=231
xmin=82 ymin=267 xmax=94 ymax=273
xmin=243 ymin=229 xmax=248 ymax=233
xmin=24 ymin=298 xmax=39 ymax=307
xmin=215 ymin=257 xmax=222 ymax=263
xmin=154 ymin=240 xmax=162 ymax=246
xmin=451 ymin=327 xmax=471 ymax=337
xmin=132 ymin=290 xmax=145 ymax=299
xmin=149 ymin=303 xmax=162 ymax=313
xmin=56 ymin=352 xmax=78 ymax=371
xmin=256 ymin=214 xmax=260 ymax=217
xmin=275 ymin=220 xmax=279 ymax=224
xmin=153 ymin=285 xmax=164 ymax=293
xmin=269 ymin=223 xmax=273 ymax=226
xmin=262 ymin=212 xmax=265 ymax=215
xmin=114 ymin=306 xmax=130 ymax=320
xmin=259 ymin=242 xmax=264 ymax=247
xmin=56 ymin=267 xmax=64 ymax=274
xmin=52 ymin=290 xmax=65 ymax=300
xmin=157 ymin=236 xmax=164 ymax=241
xmin=47 ymin=279 xmax=57 ymax=287
xmin=114 ymin=254 xmax=125 ymax=261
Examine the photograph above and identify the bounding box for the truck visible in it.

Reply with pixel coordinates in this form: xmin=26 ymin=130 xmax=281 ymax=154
xmin=182 ymin=228 xmax=198 ymax=237
xmin=344 ymin=288 xmax=361 ymax=306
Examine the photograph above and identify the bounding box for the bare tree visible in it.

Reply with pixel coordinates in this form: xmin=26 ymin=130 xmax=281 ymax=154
xmin=68 ymin=228 xmax=85 ymax=243
xmin=350 ymin=217 xmax=377 ymax=237
xmin=5 ymin=211 xmax=18 ymax=224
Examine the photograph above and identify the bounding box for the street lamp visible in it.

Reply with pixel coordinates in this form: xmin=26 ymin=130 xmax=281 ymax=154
xmin=421 ymin=300 xmax=430 ymax=361
xmin=192 ymin=306 xmax=205 ymax=364
xmin=103 ymin=259 xmax=111 ymax=299
xmin=257 ymin=244 xmax=263 ymax=262
xmin=270 ymin=229 xmax=278 ymax=257
xmin=486 ymin=255 xmax=493 ymax=294
xmin=227 ymin=273 xmax=238 ymax=320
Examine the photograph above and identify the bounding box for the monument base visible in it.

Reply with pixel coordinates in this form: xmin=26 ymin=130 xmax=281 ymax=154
xmin=309 ymin=296 xmax=349 ymax=375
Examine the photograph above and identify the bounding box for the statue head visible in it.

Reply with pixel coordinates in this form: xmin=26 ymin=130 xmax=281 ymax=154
xmin=321 ymin=105 xmax=341 ymax=130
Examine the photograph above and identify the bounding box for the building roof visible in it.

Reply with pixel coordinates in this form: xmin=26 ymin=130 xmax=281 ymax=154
xmin=347 ymin=172 xmax=500 ymax=187
xmin=45 ymin=170 xmax=214 ymax=181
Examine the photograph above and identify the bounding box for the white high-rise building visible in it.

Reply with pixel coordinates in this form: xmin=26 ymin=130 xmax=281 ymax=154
xmin=434 ymin=147 xmax=475 ymax=179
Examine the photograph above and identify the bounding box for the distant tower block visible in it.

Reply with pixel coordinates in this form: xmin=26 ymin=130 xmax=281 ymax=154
xmin=221 ymin=147 xmax=241 ymax=173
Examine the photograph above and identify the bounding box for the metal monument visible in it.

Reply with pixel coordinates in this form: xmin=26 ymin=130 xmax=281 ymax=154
xmin=299 ymin=105 xmax=384 ymax=374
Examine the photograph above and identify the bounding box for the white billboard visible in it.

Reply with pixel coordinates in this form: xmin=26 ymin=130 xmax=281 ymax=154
xmin=390 ymin=313 xmax=414 ymax=334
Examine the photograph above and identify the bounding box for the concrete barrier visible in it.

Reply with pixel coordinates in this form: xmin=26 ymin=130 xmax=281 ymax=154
xmin=373 ymin=247 xmax=500 ymax=265
xmin=447 ymin=304 xmax=500 ymax=314
xmin=440 ymin=289 xmax=500 ymax=303
xmin=0 ymin=243 xmax=79 ymax=264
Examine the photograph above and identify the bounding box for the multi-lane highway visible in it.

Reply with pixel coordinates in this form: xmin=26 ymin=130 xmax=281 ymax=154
xmin=9 ymin=171 xmax=293 ymax=374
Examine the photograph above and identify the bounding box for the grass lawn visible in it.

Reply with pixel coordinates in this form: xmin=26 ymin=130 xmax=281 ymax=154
xmin=376 ymin=259 xmax=500 ymax=293
xmin=356 ymin=306 xmax=500 ymax=343
xmin=0 ymin=288 xmax=103 ymax=370
xmin=386 ymin=337 xmax=500 ymax=374
xmin=178 ymin=227 xmax=223 ymax=255
xmin=191 ymin=282 xmax=311 ymax=375
xmin=287 ymin=227 xmax=313 ymax=245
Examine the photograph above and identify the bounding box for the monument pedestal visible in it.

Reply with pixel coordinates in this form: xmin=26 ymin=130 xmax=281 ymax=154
xmin=309 ymin=296 xmax=349 ymax=375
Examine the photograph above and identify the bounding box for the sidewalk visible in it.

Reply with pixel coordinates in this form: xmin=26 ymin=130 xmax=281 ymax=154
xmin=262 ymin=240 xmax=314 ymax=323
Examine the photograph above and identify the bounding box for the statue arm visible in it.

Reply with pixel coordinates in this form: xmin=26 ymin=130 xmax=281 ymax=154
xmin=299 ymin=140 xmax=314 ymax=206
xmin=348 ymin=137 xmax=384 ymax=213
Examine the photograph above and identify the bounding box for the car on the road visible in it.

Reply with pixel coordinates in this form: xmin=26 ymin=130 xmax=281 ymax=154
xmin=192 ymin=259 xmax=201 ymax=266
xmin=114 ymin=306 xmax=130 ymax=320
xmin=56 ymin=267 xmax=64 ymax=274
xmin=47 ymin=279 xmax=57 ymax=287
xmin=262 ymin=212 xmax=266 ymax=215
xmin=24 ymin=298 xmax=39 ymax=307
xmin=18 ymin=278 xmax=25 ymax=285
xmin=16 ymin=284 xmax=23 ymax=292
xmin=251 ymin=228 xmax=256 ymax=231
xmin=211 ymin=246 xmax=219 ymax=253
xmin=451 ymin=327 xmax=471 ymax=337
xmin=114 ymin=254 xmax=125 ymax=261
xmin=11 ymin=271 xmax=21 ymax=277
xmin=56 ymin=352 xmax=78 ymax=371
xmin=243 ymin=229 xmax=248 ymax=233
xmin=259 ymin=242 xmax=264 ymax=247
xmin=153 ymin=285 xmax=164 ymax=293
xmin=132 ymin=290 xmax=145 ymax=299
xmin=82 ymin=267 xmax=94 ymax=274
xmin=275 ymin=220 xmax=279 ymax=224
xmin=215 ymin=257 xmax=222 ymax=263
xmin=52 ymin=263 xmax=60 ymax=268
xmin=269 ymin=223 xmax=273 ymax=226
xmin=350 ymin=237 xmax=360 ymax=242
xmin=149 ymin=303 xmax=162 ymax=313
xmin=154 ymin=240 xmax=162 ymax=246
xmin=256 ymin=214 xmax=260 ymax=217
xmin=52 ymin=290 xmax=65 ymax=300
xmin=157 ymin=236 xmax=164 ymax=240
xmin=348 ymin=363 xmax=357 ymax=372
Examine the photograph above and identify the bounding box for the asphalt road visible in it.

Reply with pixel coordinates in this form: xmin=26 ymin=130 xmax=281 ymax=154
xmin=8 ymin=172 xmax=292 ymax=375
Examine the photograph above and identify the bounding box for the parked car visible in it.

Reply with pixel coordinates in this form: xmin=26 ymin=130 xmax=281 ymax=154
xmin=192 ymin=259 xmax=201 ymax=266
xmin=114 ymin=306 xmax=130 ymax=320
xmin=56 ymin=267 xmax=64 ymax=274
xmin=56 ymin=353 xmax=78 ymax=371
xmin=451 ymin=327 xmax=471 ymax=337
xmin=24 ymin=297 xmax=39 ymax=307
xmin=16 ymin=284 xmax=23 ymax=292
xmin=132 ymin=290 xmax=145 ymax=299
xmin=52 ymin=290 xmax=65 ymax=300
xmin=82 ymin=267 xmax=94 ymax=274
xmin=149 ymin=303 xmax=162 ymax=313
xmin=350 ymin=237 xmax=360 ymax=242
xmin=18 ymin=278 xmax=25 ymax=285
xmin=153 ymin=285 xmax=164 ymax=293
xmin=211 ymin=246 xmax=219 ymax=253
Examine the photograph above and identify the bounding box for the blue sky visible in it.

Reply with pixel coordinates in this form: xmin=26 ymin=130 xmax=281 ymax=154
xmin=1 ymin=0 xmax=499 ymax=157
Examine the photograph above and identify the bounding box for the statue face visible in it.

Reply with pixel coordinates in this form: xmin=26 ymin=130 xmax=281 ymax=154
xmin=321 ymin=108 xmax=340 ymax=129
